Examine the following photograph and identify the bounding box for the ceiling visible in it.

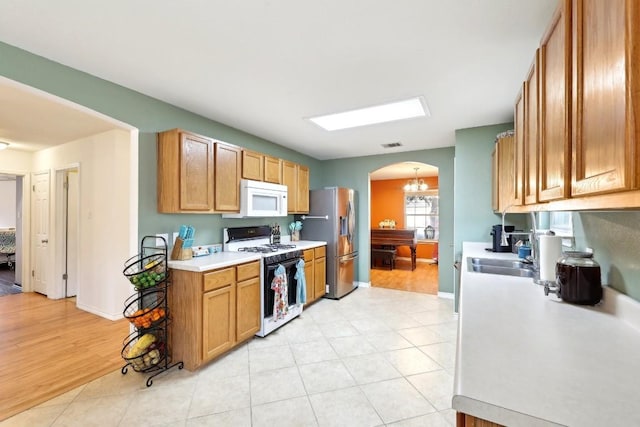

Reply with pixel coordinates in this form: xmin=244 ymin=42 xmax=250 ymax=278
xmin=0 ymin=0 xmax=556 ymax=164
xmin=0 ymin=78 xmax=126 ymax=151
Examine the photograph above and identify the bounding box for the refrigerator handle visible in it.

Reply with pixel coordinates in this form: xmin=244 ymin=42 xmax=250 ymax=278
xmin=340 ymin=254 xmax=358 ymax=263
xmin=346 ymin=200 xmax=355 ymax=243
xmin=301 ymin=215 xmax=329 ymax=220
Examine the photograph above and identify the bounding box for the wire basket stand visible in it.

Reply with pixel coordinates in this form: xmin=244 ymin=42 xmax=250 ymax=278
xmin=121 ymin=235 xmax=183 ymax=386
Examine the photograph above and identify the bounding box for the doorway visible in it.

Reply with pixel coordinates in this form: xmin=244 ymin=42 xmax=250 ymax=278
xmin=0 ymin=174 xmax=21 ymax=296
xmin=369 ymin=161 xmax=439 ymax=294
xmin=56 ymin=167 xmax=79 ymax=298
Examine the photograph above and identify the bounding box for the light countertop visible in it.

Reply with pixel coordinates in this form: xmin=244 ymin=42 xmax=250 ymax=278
xmin=454 ymin=242 xmax=640 ymax=427
xmin=168 ymin=240 xmax=326 ymax=272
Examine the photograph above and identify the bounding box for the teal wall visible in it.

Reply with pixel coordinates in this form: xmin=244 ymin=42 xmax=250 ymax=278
xmin=0 ymin=41 xmax=322 ymax=246
xmin=572 ymin=212 xmax=640 ymax=302
xmin=453 ymin=123 xmax=528 ymax=261
xmin=319 ymin=148 xmax=455 ymax=294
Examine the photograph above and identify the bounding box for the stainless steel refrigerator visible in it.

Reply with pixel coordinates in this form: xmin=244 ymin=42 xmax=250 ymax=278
xmin=301 ymin=187 xmax=358 ymax=299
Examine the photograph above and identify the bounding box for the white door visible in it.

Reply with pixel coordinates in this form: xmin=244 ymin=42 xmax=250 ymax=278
xmin=33 ymin=171 xmax=50 ymax=295
xmin=65 ymin=170 xmax=79 ymax=297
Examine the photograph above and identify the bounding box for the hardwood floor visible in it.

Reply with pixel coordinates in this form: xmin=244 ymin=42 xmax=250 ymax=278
xmin=370 ymin=258 xmax=439 ymax=294
xmin=0 ymin=293 xmax=129 ymax=421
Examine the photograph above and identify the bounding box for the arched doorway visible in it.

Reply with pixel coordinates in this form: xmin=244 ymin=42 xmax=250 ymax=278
xmin=369 ymin=161 xmax=439 ymax=294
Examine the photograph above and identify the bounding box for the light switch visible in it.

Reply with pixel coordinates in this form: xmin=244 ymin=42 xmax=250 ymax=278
xmin=156 ymin=233 xmax=169 ymax=247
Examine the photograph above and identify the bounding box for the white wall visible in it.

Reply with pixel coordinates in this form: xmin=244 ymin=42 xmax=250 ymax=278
xmin=32 ymin=129 xmax=138 ymax=319
xmin=0 ymin=180 xmax=16 ymax=227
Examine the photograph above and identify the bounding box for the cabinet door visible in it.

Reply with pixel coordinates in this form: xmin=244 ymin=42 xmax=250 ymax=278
xmin=242 ymin=150 xmax=264 ymax=181
xmin=511 ymin=90 xmax=525 ymax=207
xmin=524 ymin=52 xmax=540 ymax=205
xmin=215 ymin=143 xmax=242 ymax=211
xmin=181 ymin=132 xmax=214 ymax=211
xmin=281 ymin=160 xmax=297 ymax=212
xmin=203 ymin=285 xmax=235 ymax=361
xmin=571 ymin=0 xmax=637 ymax=196
xmin=158 ymin=129 xmax=214 ymax=213
xmin=297 ymin=165 xmax=310 ymax=213
xmin=496 ymin=135 xmax=516 ymax=212
xmin=236 ymin=276 xmax=261 ymax=342
xmin=264 ymin=156 xmax=282 ymax=184
xmin=314 ymin=256 xmax=326 ymax=299
xmin=303 ymin=249 xmax=314 ymax=304
xmin=539 ymin=0 xmax=571 ymax=202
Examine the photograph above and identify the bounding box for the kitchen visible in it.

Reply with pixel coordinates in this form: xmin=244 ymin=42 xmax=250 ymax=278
xmin=2 ymin=0 xmax=640 ymax=425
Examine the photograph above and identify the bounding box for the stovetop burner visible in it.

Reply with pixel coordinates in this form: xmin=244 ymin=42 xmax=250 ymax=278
xmin=238 ymin=243 xmax=298 ymax=253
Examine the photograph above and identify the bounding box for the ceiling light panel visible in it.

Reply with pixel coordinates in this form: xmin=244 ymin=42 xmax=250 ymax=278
xmin=309 ymin=96 xmax=429 ymax=131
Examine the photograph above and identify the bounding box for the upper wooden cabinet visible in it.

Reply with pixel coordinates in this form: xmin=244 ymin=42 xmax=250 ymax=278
xmin=496 ymin=132 xmax=518 ymax=212
xmin=512 ymin=90 xmax=525 ymax=207
xmin=242 ymin=150 xmax=282 ymax=184
xmin=241 ymin=150 xmax=264 ymax=181
xmin=571 ymin=0 xmax=639 ymax=197
xmin=157 ymin=129 xmax=214 ymax=213
xmin=539 ymin=0 xmax=572 ymax=202
xmin=214 ymin=143 xmax=241 ymax=212
xmin=264 ymin=155 xmax=282 ymax=184
xmin=281 ymin=161 xmax=310 ymax=214
xmin=524 ymin=51 xmax=540 ymax=205
xmin=157 ymin=129 xmax=241 ymax=213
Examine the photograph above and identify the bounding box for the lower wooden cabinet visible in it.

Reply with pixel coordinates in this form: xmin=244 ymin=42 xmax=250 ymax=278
xmin=236 ymin=276 xmax=261 ymax=342
xmin=456 ymin=412 xmax=504 ymax=427
xmin=202 ymin=284 xmax=235 ymax=360
xmin=314 ymin=247 xmax=327 ymax=299
xmin=168 ymin=260 xmax=260 ymax=371
xmin=302 ymin=245 xmax=326 ymax=305
xmin=303 ymin=249 xmax=315 ymax=306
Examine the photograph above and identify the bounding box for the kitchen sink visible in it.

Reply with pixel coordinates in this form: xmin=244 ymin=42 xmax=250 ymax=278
xmin=467 ymin=257 xmax=535 ymax=278
xmin=468 ymin=257 xmax=531 ymax=269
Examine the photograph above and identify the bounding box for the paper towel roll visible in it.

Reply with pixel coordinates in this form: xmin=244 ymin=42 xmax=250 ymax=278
xmin=539 ymin=235 xmax=563 ymax=282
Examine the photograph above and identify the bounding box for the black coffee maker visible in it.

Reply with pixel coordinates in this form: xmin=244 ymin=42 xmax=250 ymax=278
xmin=490 ymin=224 xmax=514 ymax=252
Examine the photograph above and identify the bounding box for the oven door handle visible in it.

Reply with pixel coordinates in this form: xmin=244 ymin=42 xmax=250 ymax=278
xmin=266 ymin=258 xmax=299 ymax=272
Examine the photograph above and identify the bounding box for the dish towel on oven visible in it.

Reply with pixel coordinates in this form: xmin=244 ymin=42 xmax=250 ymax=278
xmin=294 ymin=258 xmax=307 ymax=305
xmin=271 ymin=264 xmax=288 ymax=319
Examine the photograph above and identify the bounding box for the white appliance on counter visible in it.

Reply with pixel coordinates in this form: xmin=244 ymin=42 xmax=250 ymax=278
xmin=222 ymin=179 xmax=288 ymax=218
xmin=223 ymin=226 xmax=303 ymax=337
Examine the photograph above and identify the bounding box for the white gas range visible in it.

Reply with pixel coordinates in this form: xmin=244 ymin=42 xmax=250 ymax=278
xmin=223 ymin=226 xmax=304 ymax=337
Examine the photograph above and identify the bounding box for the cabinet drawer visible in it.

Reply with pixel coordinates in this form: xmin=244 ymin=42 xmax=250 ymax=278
xmin=314 ymin=246 xmax=326 ymax=258
xmin=236 ymin=261 xmax=260 ymax=282
xmin=303 ymin=249 xmax=314 ymax=262
xmin=203 ymin=268 xmax=235 ymax=292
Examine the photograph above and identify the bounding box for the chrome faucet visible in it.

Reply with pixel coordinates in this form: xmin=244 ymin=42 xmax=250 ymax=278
xmin=500 ymin=204 xmax=513 ymax=247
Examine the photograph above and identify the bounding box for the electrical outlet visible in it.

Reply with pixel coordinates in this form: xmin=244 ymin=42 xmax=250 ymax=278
xmin=156 ymin=233 xmax=168 ymax=247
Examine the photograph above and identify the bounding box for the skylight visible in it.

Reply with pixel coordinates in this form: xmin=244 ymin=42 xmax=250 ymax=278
xmin=308 ymin=96 xmax=429 ymax=131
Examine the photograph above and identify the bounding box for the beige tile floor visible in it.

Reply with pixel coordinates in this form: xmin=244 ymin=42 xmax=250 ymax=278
xmin=2 ymin=287 xmax=458 ymax=427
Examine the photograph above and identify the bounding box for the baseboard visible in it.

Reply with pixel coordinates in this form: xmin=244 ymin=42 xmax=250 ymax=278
xmin=76 ymin=302 xmax=123 ymax=321
xmin=396 ymin=256 xmax=438 ymax=264
xmin=437 ymin=291 xmax=454 ymax=299
xmin=357 ymin=281 xmax=371 ymax=288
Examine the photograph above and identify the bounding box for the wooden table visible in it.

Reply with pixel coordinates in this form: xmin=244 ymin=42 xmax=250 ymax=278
xmin=370 ymin=228 xmax=418 ymax=271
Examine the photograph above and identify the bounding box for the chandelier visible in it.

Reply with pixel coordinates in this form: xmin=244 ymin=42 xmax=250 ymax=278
xmin=403 ymin=167 xmax=428 ymax=192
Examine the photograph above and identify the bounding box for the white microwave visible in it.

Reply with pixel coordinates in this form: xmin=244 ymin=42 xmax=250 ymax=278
xmin=222 ymin=179 xmax=288 ymax=218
